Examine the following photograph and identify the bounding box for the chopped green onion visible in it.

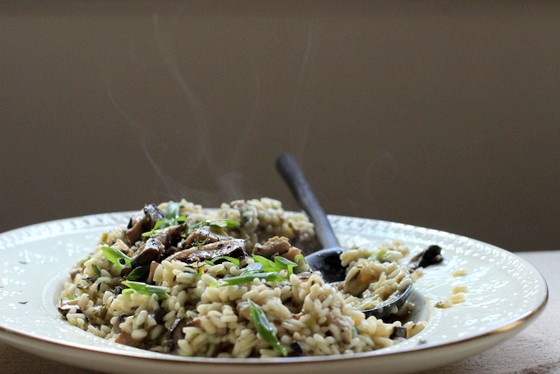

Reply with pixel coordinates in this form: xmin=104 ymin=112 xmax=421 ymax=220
xmin=91 ymin=264 xmax=101 ymax=276
xmin=249 ymin=255 xmax=300 ymax=276
xmin=206 ymin=256 xmax=241 ymax=267
xmin=294 ymin=253 xmax=306 ymax=264
xmin=142 ymin=216 xmax=187 ymax=238
xmin=220 ymin=272 xmax=282 ymax=286
xmin=245 ymin=262 xmax=264 ymax=273
xmin=216 ymin=254 xmax=307 ymax=287
xmin=126 ymin=265 xmax=150 ymax=281
xmin=252 ymin=255 xmax=278 ymax=271
xmin=191 ymin=219 xmax=240 ymax=231
xmin=141 ymin=207 xmax=188 ymax=237
xmin=248 ymin=300 xmax=287 ymax=356
xmin=101 ymin=246 xmax=132 ymax=270
xmin=141 ymin=219 xmax=166 ymax=237
xmin=273 ymin=256 xmax=298 ymax=276
xmin=209 ymin=219 xmax=240 ymax=228
xmin=121 ymin=281 xmax=167 ymax=299
xmin=376 ymin=248 xmax=388 ymax=262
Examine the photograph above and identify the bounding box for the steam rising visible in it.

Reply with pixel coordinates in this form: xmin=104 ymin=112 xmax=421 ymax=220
xmin=106 ymin=14 xmax=317 ymax=206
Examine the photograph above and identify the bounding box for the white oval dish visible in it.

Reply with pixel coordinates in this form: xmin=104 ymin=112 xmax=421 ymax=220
xmin=0 ymin=213 xmax=548 ymax=374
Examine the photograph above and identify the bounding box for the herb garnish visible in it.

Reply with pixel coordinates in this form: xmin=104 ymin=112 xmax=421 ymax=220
xmin=376 ymin=248 xmax=391 ymax=262
xmin=190 ymin=219 xmax=241 ymax=231
xmin=205 ymin=256 xmax=241 ymax=267
xmin=141 ymin=200 xmax=239 ymax=239
xmin=92 ymin=264 xmax=102 ymax=276
xmin=221 ymin=272 xmax=283 ymax=286
xmin=141 ymin=215 xmax=187 ymax=238
xmin=252 ymin=255 xmax=302 ymax=276
xmin=101 ymin=246 xmax=132 ymax=270
xmin=248 ymin=299 xmax=287 ymax=356
xmin=121 ymin=281 xmax=167 ymax=299
xmin=126 ymin=265 xmax=150 ymax=281
xmin=218 ymin=254 xmax=305 ymax=287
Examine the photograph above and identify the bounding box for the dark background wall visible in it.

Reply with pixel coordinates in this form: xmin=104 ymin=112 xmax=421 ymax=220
xmin=1 ymin=1 xmax=559 ymax=251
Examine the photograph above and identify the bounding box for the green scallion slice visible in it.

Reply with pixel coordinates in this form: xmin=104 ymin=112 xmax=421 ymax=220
xmin=248 ymin=299 xmax=287 ymax=356
xmin=121 ymin=281 xmax=167 ymax=299
xmin=191 ymin=219 xmax=240 ymax=231
xmin=125 ymin=265 xmax=150 ymax=281
xmin=220 ymin=272 xmax=282 ymax=286
xmin=101 ymin=246 xmax=132 ymax=270
xmin=206 ymin=256 xmax=241 ymax=267
xmin=91 ymin=263 xmax=102 ymax=276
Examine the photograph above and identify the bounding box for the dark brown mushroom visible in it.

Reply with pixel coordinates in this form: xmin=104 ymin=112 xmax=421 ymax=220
xmin=125 ymin=204 xmax=165 ymax=245
xmin=252 ymin=236 xmax=303 ymax=262
xmin=289 ymin=341 xmax=305 ymax=357
xmin=115 ymin=331 xmax=143 ymax=347
xmin=409 ymin=245 xmax=443 ymax=270
xmin=167 ymin=239 xmax=247 ymax=263
xmin=390 ymin=326 xmax=408 ymax=339
xmin=87 ymin=305 xmax=108 ymax=326
xmin=58 ymin=303 xmax=82 ymax=317
xmin=153 ymin=224 xmax=187 ymax=259
xmin=130 ymin=238 xmax=165 ymax=268
xmin=165 ymin=317 xmax=188 ymax=352
xmin=163 ymin=224 xmax=187 ymax=247
xmin=182 ymin=228 xmax=230 ymax=248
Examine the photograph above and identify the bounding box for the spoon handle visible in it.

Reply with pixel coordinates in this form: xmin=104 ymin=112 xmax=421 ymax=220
xmin=276 ymin=153 xmax=340 ymax=249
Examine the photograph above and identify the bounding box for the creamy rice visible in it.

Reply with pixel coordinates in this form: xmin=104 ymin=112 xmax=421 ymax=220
xmin=59 ymin=198 xmax=425 ymax=357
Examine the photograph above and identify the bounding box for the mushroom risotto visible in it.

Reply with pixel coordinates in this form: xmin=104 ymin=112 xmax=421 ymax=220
xmin=59 ymin=198 xmax=428 ymax=357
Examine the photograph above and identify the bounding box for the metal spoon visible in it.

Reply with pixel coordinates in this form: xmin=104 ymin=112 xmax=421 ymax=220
xmin=276 ymin=153 xmax=412 ymax=318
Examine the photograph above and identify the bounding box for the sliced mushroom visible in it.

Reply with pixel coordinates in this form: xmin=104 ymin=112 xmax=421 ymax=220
xmin=252 ymin=236 xmax=303 ymax=262
xmin=390 ymin=326 xmax=408 ymax=339
xmin=152 ymin=224 xmax=186 ymax=260
xmin=130 ymin=238 xmax=165 ymax=268
xmin=87 ymin=305 xmax=108 ymax=326
xmin=163 ymin=224 xmax=186 ymax=247
xmin=165 ymin=317 xmax=187 ymax=353
xmin=125 ymin=204 xmax=165 ymax=244
xmin=58 ymin=303 xmax=83 ymax=317
xmin=115 ymin=331 xmax=143 ymax=347
xmin=167 ymin=239 xmax=247 ymax=263
xmin=289 ymin=341 xmax=305 ymax=357
xmin=409 ymin=245 xmax=443 ymax=270
xmin=182 ymin=228 xmax=230 ymax=248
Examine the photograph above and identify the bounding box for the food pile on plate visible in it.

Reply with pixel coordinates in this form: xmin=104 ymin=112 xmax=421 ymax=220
xmin=59 ymin=198 xmax=424 ymax=357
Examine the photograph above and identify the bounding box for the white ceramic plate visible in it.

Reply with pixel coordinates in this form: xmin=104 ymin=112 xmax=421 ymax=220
xmin=0 ymin=213 xmax=548 ymax=374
